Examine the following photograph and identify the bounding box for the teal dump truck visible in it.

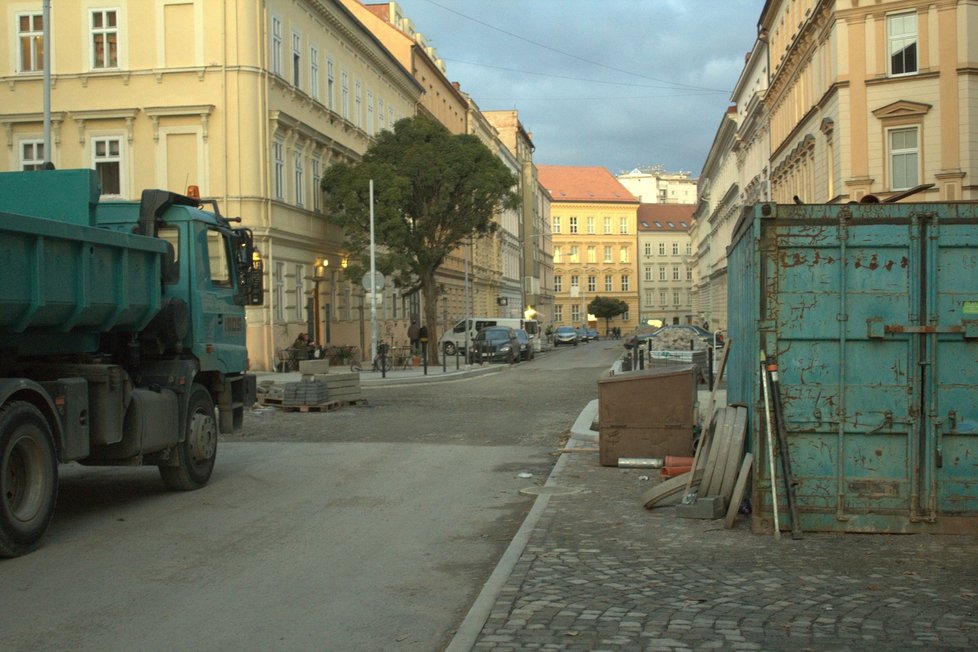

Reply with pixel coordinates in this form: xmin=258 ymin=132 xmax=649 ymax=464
xmin=0 ymin=169 xmax=263 ymax=556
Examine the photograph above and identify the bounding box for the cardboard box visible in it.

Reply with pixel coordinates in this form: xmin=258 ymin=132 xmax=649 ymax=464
xmin=598 ymin=365 xmax=696 ymax=466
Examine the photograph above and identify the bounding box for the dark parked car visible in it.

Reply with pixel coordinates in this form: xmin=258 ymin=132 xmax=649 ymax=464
xmin=468 ymin=326 xmax=519 ymax=364
xmin=554 ymin=325 xmax=578 ymax=346
xmin=575 ymin=327 xmax=589 ymax=343
xmin=514 ymin=328 xmax=535 ymax=361
xmin=623 ymin=331 xmax=658 ymax=349
xmin=587 ymin=328 xmax=599 ymax=341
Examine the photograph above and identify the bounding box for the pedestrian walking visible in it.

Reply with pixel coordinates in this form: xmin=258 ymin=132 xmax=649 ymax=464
xmin=407 ymin=319 xmax=421 ymax=354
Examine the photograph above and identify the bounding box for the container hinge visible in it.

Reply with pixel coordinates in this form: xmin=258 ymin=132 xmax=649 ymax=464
xmin=884 ymin=323 xmax=975 ymax=336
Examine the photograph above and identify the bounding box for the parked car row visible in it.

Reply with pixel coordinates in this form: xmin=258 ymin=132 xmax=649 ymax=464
xmin=552 ymin=325 xmax=600 ymax=346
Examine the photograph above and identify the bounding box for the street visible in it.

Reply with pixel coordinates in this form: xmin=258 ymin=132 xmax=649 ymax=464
xmin=0 ymin=341 xmax=622 ymax=652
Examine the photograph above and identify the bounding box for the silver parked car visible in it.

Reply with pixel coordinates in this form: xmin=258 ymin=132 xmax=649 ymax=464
xmin=554 ymin=325 xmax=578 ymax=346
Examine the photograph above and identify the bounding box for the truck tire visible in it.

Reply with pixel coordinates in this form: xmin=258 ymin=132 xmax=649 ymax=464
xmin=0 ymin=401 xmax=58 ymax=558
xmin=159 ymin=384 xmax=217 ymax=491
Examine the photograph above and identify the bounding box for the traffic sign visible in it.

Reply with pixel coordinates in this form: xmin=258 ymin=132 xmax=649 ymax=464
xmin=361 ymin=271 xmax=385 ymax=292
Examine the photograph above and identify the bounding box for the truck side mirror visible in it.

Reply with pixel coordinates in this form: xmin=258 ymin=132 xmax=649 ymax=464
xmin=232 ymin=228 xmax=264 ymax=306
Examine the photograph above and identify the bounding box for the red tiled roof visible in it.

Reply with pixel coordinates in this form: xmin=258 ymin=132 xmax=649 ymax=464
xmin=636 ymin=204 xmax=696 ymax=231
xmin=538 ymin=165 xmax=639 ymax=204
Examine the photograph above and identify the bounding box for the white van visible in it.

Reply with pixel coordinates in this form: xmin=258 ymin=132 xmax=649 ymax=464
xmin=440 ymin=317 xmax=538 ymax=355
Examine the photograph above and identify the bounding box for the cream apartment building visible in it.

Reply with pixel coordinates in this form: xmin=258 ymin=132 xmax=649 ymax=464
xmin=617 ymin=166 xmax=698 ymax=204
xmin=637 ymin=204 xmax=696 ymax=327
xmin=538 ymin=166 xmax=639 ymax=333
xmin=763 ymin=0 xmax=977 ymax=203
xmin=2 ymin=0 xmax=422 ymax=370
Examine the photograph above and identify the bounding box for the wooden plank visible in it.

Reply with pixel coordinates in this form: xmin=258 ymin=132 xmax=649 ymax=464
xmin=718 ymin=406 xmax=749 ymax=501
xmin=642 ymin=468 xmax=704 ymax=509
xmin=701 ymin=340 xmax=731 ymax=434
xmin=682 ymin=412 xmax=714 ymax=502
xmin=724 ymin=452 xmax=754 ymax=529
xmin=700 ymin=407 xmax=732 ymax=497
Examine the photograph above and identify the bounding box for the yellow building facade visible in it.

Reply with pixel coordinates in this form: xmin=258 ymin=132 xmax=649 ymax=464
xmin=1 ymin=0 xmax=422 ymax=370
xmin=538 ymin=166 xmax=640 ymax=334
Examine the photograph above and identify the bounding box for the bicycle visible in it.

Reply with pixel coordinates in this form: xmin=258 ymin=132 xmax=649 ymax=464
xmin=349 ymin=342 xmax=392 ymax=372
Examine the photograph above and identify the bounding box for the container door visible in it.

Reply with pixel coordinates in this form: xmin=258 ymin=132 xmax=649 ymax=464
xmin=927 ymin=221 xmax=978 ymax=516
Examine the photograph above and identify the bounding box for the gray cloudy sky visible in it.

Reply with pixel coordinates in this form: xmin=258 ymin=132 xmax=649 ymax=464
xmin=392 ymin=0 xmax=765 ymax=177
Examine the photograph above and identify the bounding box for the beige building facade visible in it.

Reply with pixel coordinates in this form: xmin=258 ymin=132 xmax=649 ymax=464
xmin=538 ymin=166 xmax=640 ymax=333
xmin=2 ymin=0 xmax=423 ymax=370
xmin=636 ymin=204 xmax=696 ymax=327
xmin=617 ymin=166 xmax=698 ymax=204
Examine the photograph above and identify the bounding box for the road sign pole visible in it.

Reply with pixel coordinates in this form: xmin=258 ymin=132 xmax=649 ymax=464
xmin=369 ymin=179 xmax=377 ymax=364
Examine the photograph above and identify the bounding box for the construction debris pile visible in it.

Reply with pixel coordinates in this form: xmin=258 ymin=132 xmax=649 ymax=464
xmin=646 ymin=329 xmax=708 ymax=351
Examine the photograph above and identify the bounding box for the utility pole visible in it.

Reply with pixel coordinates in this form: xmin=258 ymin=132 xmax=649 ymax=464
xmin=42 ymin=0 xmax=52 ymax=165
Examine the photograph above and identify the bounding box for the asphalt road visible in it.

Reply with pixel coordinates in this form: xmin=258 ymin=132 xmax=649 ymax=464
xmin=0 ymin=339 xmax=622 ymax=652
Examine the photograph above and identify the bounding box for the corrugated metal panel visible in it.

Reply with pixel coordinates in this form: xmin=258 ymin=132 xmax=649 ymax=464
xmin=727 ymin=202 xmax=978 ymax=533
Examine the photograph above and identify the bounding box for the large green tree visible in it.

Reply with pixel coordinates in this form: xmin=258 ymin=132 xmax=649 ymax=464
xmin=321 ymin=116 xmax=518 ymax=363
xmin=588 ymin=296 xmax=629 ymax=335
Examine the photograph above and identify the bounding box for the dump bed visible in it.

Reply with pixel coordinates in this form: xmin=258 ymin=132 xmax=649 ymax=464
xmin=0 ymin=171 xmax=166 ymax=357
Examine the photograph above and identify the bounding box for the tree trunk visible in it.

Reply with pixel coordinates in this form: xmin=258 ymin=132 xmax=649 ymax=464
xmin=421 ymin=271 xmax=441 ymax=365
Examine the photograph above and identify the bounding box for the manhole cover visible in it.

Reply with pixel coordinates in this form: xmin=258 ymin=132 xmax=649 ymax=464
xmin=519 ymin=485 xmax=583 ymax=496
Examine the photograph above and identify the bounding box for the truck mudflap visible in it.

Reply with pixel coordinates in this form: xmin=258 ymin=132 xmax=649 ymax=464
xmin=218 ymin=373 xmax=256 ymax=434
xmin=0 ymin=378 xmax=87 ymax=461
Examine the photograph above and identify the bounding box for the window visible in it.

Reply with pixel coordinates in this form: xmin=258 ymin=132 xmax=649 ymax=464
xmin=294 ymin=152 xmax=304 ymax=207
xmin=604 ymin=246 xmax=613 ymax=263
xmin=207 ymin=229 xmax=231 ymax=288
xmin=659 ymin=242 xmax=666 ymax=255
xmin=672 ymin=242 xmax=679 ymax=255
xmin=554 ymin=305 xmax=562 ymax=322
xmin=659 ymin=266 xmax=666 ymax=281
xmin=17 ymin=12 xmax=44 ymax=73
xmin=889 ymin=127 xmax=919 ymax=190
xmin=569 ymin=246 xmax=579 ymax=263
xmin=91 ymin=9 xmax=118 ymax=69
xmin=587 ymin=246 xmax=596 ymax=263
xmin=644 ymin=266 xmax=653 ymax=282
xmin=327 ymin=59 xmax=335 ymax=110
xmin=571 ymin=305 xmax=580 ymax=322
xmin=685 ymin=243 xmax=692 ymax=255
xmin=552 ymin=216 xmax=561 ymax=234
xmin=619 ymin=217 xmax=628 ymax=234
xmin=274 ymin=262 xmax=285 ymax=321
xmin=888 ymin=12 xmax=917 ymax=76
xmin=686 ymin=266 xmax=692 ymax=281
xmin=273 ymin=140 xmax=284 ymax=199
xmin=341 ymin=71 xmax=349 ymax=119
xmin=621 ymin=275 xmax=630 ymax=292
xmin=367 ymin=90 xmax=374 ymax=134
xmin=553 ymin=247 xmax=562 ymax=263
xmin=378 ymin=98 xmax=385 ymax=131
xmin=644 ymin=242 xmax=652 ymax=256
xmin=354 ymin=80 xmax=362 ymax=128
xmin=292 ymin=32 xmax=301 ymax=87
xmin=587 ymin=275 xmax=596 ymax=292
xmin=673 ymin=267 xmax=680 ymax=281
xmin=586 ymin=216 xmax=595 ymax=234
xmin=554 ymin=275 xmax=562 ymax=292
xmin=619 ymin=246 xmax=629 ymax=263
xmin=605 ymin=275 xmax=612 ymax=292
xmin=389 ymin=107 xmax=395 ymax=127
xmin=570 ymin=275 xmax=579 ymax=290
xmin=603 ymin=217 xmax=612 ymax=234
xmin=660 ymin=291 xmax=667 ymax=306
xmin=673 ymin=291 xmax=681 ymax=306
xmin=310 ymin=45 xmax=319 ymax=99
xmin=92 ymin=136 xmax=122 ymax=196
xmin=312 ymin=156 xmax=322 ymax=211
xmin=622 ymin=310 xmax=629 ymax=321
xmin=20 ymin=140 xmax=44 ymax=170
xmin=271 ymin=16 xmax=282 ymax=75
xmin=294 ymin=264 xmax=305 ymax=321
xmin=569 ymin=216 xmax=578 ymax=234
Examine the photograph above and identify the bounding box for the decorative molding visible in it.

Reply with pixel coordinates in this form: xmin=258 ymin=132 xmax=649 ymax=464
xmin=145 ymin=104 xmax=214 ymax=142
xmin=872 ymin=100 xmax=932 ymax=121
xmin=71 ymin=108 xmax=139 ymax=144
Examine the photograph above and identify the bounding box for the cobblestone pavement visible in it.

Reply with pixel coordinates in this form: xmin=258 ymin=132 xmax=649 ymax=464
xmin=467 ymin=446 xmax=978 ymax=651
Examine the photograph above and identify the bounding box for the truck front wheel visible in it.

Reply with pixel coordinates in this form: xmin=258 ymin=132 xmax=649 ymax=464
xmin=159 ymin=384 xmax=217 ymax=491
xmin=0 ymin=401 xmax=58 ymax=558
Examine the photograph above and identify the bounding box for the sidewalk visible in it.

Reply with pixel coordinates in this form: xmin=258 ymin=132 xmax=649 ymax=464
xmin=448 ymin=389 xmax=978 ymax=651
xmin=252 ymin=359 xmax=502 ymax=387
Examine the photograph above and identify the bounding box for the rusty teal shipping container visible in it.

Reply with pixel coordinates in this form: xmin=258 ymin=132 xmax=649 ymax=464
xmin=727 ymin=202 xmax=978 ymax=534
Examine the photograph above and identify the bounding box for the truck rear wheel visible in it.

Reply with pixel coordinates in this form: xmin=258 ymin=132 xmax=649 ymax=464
xmin=159 ymin=384 xmax=217 ymax=491
xmin=0 ymin=401 xmax=58 ymax=558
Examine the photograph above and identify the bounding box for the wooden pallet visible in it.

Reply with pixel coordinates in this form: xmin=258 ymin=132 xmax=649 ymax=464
xmin=279 ymin=401 xmax=342 ymax=413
